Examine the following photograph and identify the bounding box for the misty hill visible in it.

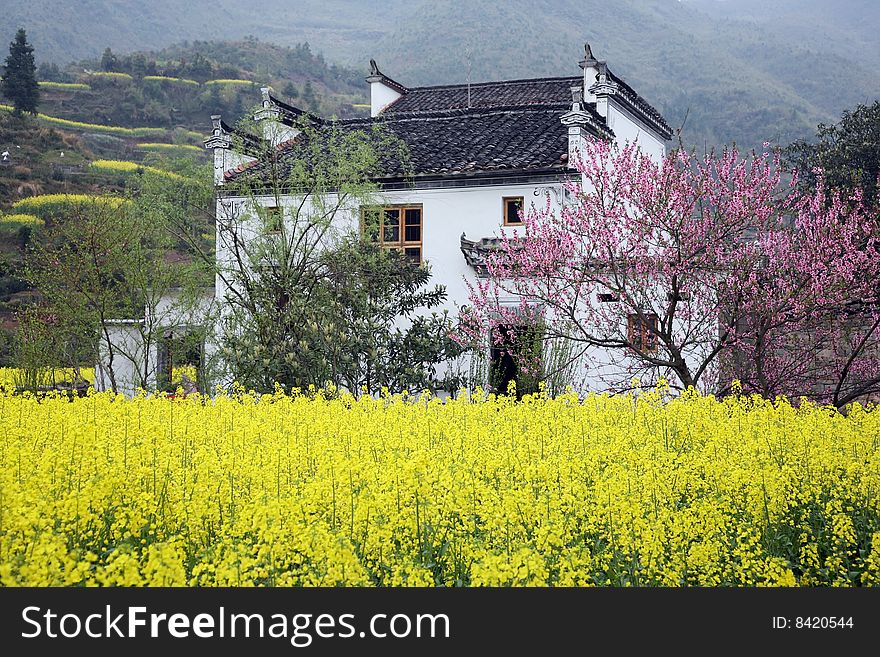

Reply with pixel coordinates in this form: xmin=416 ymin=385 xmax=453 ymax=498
xmin=3 ymin=1 xmax=879 ymax=148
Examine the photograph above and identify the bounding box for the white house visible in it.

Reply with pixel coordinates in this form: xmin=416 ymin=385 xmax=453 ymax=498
xmin=97 ymin=44 xmax=673 ymax=395
xmin=199 ymin=43 xmax=674 ymax=394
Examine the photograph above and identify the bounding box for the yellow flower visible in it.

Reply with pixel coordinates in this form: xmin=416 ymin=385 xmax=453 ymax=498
xmin=0 ymin=385 xmax=876 ymax=586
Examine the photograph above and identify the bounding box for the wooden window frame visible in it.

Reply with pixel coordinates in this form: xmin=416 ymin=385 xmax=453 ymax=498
xmin=627 ymin=312 xmax=659 ymax=354
xmin=503 ymin=196 xmax=524 ymax=226
xmin=360 ymin=204 xmax=423 ymax=264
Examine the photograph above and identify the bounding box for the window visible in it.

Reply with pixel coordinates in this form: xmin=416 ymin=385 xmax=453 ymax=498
xmin=666 ymin=291 xmax=690 ymax=303
xmin=362 ymin=205 xmax=422 ymax=263
xmin=503 ymin=196 xmax=524 ymax=226
xmin=627 ymin=313 xmax=659 ymax=354
xmin=264 ymin=205 xmax=282 ymax=233
xmin=598 ymin=293 xmax=619 ymax=303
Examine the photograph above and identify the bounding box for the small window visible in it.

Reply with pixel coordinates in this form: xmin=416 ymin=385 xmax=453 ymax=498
xmin=360 ymin=205 xmax=422 ymax=263
xmin=264 ymin=205 xmax=282 ymax=233
xmin=503 ymin=196 xmax=524 ymax=225
xmin=627 ymin=313 xmax=659 ymax=354
xmin=598 ymin=293 xmax=619 ymax=303
xmin=667 ymin=291 xmax=690 ymax=303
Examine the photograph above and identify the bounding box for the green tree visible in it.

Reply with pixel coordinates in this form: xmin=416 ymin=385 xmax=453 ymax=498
xmin=182 ymin=111 xmax=459 ymax=394
xmin=100 ymin=47 xmax=119 ymax=72
xmin=37 ymin=61 xmax=69 ymax=83
xmin=24 ymin=167 xmax=214 ymax=394
xmin=282 ymin=81 xmax=299 ymax=101
xmin=307 ymin=238 xmax=461 ymax=393
xmin=185 ymin=52 xmax=213 ymax=82
xmin=129 ymin=53 xmax=148 ymax=79
xmin=785 ymin=101 xmax=880 ymax=207
xmin=1 ymin=28 xmax=39 ymax=116
xmin=301 ymin=80 xmax=317 ymax=111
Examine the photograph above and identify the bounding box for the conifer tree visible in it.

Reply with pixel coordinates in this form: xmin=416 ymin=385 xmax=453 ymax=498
xmin=1 ymin=28 xmax=39 ymax=116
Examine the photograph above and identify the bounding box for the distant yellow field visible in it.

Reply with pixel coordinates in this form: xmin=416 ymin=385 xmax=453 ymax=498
xmin=203 ymin=79 xmax=256 ymax=86
xmin=0 ymin=367 xmax=94 ymax=388
xmin=1 ymin=104 xmax=166 ymax=137
xmin=138 ymin=142 xmax=203 ymax=153
xmin=38 ymin=81 xmax=91 ymax=91
xmin=86 ymin=71 xmax=134 ymax=82
xmin=0 ymin=213 xmax=44 ymax=226
xmin=89 ymin=159 xmax=185 ymax=180
xmin=11 ymin=194 xmax=127 ymax=217
xmin=143 ymin=75 xmax=199 ymax=86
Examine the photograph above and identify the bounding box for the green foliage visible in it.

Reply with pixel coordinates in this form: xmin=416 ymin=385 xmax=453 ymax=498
xmin=1 ymin=28 xmax=39 ymax=116
xmin=100 ymin=47 xmax=118 ymax=72
xmin=23 ymin=170 xmax=214 ymax=393
xmin=11 ymin=306 xmax=59 ymax=391
xmin=0 ymin=326 xmax=12 ymax=366
xmin=36 ymin=62 xmax=71 ymax=83
xmin=215 ymin=115 xmax=456 ymax=393
xmin=317 ymin=238 xmax=462 ymax=393
xmin=223 ymin=239 xmax=462 ymax=394
xmin=784 ymin=101 xmax=880 ymax=207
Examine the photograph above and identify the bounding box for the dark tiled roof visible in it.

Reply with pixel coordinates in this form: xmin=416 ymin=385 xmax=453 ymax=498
xmin=226 ymin=104 xmax=605 ymax=183
xmin=382 ymin=72 xmax=671 ymax=138
xmin=267 ymin=92 xmax=321 ymax=126
xmin=219 ymin=56 xmax=671 ymax=185
xmin=384 ymin=76 xmax=583 ymax=114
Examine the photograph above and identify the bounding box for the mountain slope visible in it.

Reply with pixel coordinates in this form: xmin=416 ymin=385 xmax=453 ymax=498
xmin=2 ymin=1 xmax=878 ymax=148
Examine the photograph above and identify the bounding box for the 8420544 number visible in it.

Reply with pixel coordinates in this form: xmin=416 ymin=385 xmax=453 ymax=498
xmin=795 ymin=617 xmax=853 ymax=629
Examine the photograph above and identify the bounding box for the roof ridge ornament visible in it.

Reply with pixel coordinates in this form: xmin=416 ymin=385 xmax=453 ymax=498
xmin=365 ymin=58 xmax=408 ymax=100
xmin=260 ymin=86 xmax=273 ymax=108
xmin=589 ymin=61 xmax=617 ymax=99
xmin=579 ymin=43 xmax=598 ymax=70
xmin=204 ymin=114 xmax=233 ymax=151
xmin=569 ymin=85 xmax=582 ymax=110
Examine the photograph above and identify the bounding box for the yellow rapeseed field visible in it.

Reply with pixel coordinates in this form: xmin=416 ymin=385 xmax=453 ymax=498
xmin=89 ymin=159 xmax=185 ymax=180
xmin=0 ymin=385 xmax=878 ymax=587
xmin=0 ymin=367 xmax=94 ymax=388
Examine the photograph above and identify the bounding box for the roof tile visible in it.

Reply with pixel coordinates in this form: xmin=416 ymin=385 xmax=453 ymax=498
xmin=227 ymin=104 xmax=607 ymax=183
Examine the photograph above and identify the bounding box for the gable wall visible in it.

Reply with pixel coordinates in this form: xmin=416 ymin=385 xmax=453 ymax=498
xmin=607 ymin=99 xmax=667 ymax=162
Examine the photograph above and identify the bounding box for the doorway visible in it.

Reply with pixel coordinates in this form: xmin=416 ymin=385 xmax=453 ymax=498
xmin=488 ymin=324 xmax=542 ymax=398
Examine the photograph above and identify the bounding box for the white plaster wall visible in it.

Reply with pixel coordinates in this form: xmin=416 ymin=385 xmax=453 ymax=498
xmin=213 ymin=149 xmax=256 ymax=186
xmin=606 ymin=99 xmax=667 ymax=163
xmin=96 ymin=290 xmax=216 ymax=396
xmin=95 ymin=322 xmax=157 ymax=396
xmin=214 ymin=182 xmax=633 ymax=393
xmin=219 ymin=183 xmax=566 ymax=315
xmin=370 ymin=82 xmax=403 ymax=117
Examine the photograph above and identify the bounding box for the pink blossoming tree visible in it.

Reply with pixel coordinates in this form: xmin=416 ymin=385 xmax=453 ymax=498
xmin=459 ymin=138 xmax=880 ymax=406
xmin=734 ymin=180 xmax=880 ymax=406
